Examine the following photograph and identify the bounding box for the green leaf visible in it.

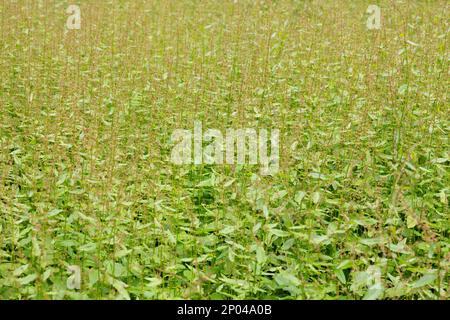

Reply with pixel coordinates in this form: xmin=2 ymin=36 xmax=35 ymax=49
xmin=256 ymin=245 xmax=266 ymax=264
xmin=145 ymin=277 xmax=163 ymax=288
xmin=13 ymin=264 xmax=29 ymax=277
xmin=274 ymin=272 xmax=300 ymax=287
xmin=79 ymin=243 xmax=97 ymax=252
xmin=360 ymin=238 xmax=384 ymax=246
xmin=197 ymin=175 xmax=215 ymax=187
xmin=411 ymin=273 xmax=437 ymax=288
xmin=18 ymin=274 xmax=37 ymax=285
xmin=270 ymin=229 xmax=289 ymax=237
xmin=310 ymin=234 xmax=329 ymax=245
xmin=335 ymin=269 xmax=346 ymax=284
xmin=48 ymin=209 xmax=63 ymax=217
xmin=398 ymin=84 xmax=408 ymax=95
xmin=106 ymin=275 xmax=130 ymax=300
xmin=309 ymin=172 xmax=326 ymax=180
xmin=363 ymin=284 xmax=384 ymax=300
xmin=294 ymin=191 xmax=306 ymax=204
xmin=312 ymin=192 xmax=321 ymax=204
xmin=281 ymin=238 xmax=295 ymax=250
xmin=406 ymin=215 xmax=418 ymax=229
xmin=337 ymin=260 xmax=353 ymax=270
xmin=220 ymin=226 xmax=235 ymax=235
xmin=42 ymin=269 xmax=52 ymax=281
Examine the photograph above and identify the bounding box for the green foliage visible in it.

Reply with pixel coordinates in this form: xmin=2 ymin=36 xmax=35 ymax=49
xmin=0 ymin=0 xmax=448 ymax=300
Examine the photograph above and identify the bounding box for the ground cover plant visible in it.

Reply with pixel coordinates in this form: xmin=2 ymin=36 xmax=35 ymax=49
xmin=0 ymin=0 xmax=448 ymax=299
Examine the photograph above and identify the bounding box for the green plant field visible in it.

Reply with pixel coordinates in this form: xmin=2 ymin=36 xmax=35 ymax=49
xmin=0 ymin=0 xmax=448 ymax=299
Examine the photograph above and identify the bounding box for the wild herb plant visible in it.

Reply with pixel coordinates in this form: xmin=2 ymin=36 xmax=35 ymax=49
xmin=0 ymin=0 xmax=448 ymax=299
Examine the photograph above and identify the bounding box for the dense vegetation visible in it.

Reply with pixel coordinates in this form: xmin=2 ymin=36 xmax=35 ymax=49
xmin=0 ymin=0 xmax=448 ymax=299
